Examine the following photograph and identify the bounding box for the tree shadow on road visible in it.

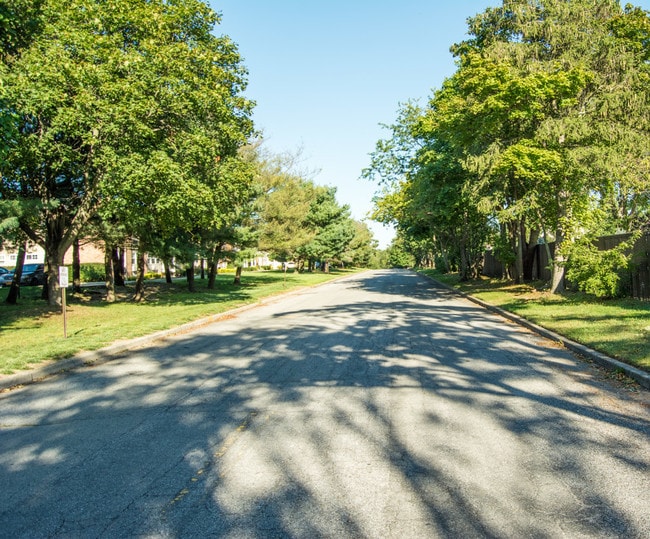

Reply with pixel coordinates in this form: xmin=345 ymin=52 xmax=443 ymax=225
xmin=0 ymin=269 xmax=648 ymax=537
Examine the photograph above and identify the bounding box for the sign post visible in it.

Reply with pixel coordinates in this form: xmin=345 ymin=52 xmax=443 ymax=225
xmin=59 ymin=266 xmax=69 ymax=338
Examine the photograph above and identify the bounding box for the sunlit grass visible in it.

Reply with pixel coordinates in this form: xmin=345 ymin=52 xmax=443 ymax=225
xmin=0 ymin=270 xmax=357 ymax=375
xmin=424 ymin=270 xmax=650 ymax=372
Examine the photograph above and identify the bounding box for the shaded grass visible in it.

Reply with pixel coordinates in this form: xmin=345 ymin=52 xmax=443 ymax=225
xmin=0 ymin=270 xmax=357 ymax=375
xmin=423 ymin=270 xmax=650 ymax=373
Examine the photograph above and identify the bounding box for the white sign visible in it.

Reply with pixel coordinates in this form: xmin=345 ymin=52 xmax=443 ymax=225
xmin=59 ymin=266 xmax=69 ymax=288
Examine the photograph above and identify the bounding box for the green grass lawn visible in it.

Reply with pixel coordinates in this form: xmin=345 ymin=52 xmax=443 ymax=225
xmin=0 ymin=269 xmax=358 ymax=375
xmin=423 ymin=270 xmax=650 ymax=373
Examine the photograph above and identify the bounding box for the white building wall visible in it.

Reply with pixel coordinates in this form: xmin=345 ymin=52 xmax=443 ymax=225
xmin=0 ymin=243 xmax=45 ymax=267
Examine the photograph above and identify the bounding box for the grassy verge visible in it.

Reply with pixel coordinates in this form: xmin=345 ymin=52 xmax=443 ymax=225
xmin=0 ymin=269 xmax=358 ymax=375
xmin=421 ymin=269 xmax=650 ymax=373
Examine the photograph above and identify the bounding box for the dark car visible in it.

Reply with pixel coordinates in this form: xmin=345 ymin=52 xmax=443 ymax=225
xmin=0 ymin=264 xmax=47 ymax=287
xmin=0 ymin=267 xmax=8 ymax=276
xmin=0 ymin=270 xmax=13 ymax=287
xmin=20 ymin=264 xmax=46 ymax=286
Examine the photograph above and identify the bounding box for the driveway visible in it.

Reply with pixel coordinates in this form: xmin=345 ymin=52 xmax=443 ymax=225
xmin=0 ymin=269 xmax=648 ymax=537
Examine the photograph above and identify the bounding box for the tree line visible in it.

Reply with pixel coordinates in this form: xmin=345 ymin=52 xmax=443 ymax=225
xmin=365 ymin=0 xmax=650 ymax=297
xmin=0 ymin=0 xmax=375 ymax=306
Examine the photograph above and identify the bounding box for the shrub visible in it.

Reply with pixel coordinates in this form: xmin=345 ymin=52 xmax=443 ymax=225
xmin=566 ymin=238 xmax=632 ymax=299
xmin=79 ymin=263 xmax=105 ymax=282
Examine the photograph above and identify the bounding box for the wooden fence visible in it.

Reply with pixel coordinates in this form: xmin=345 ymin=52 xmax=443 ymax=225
xmin=601 ymin=233 xmax=650 ymax=300
xmin=483 ymin=244 xmax=553 ymax=282
xmin=483 ymin=232 xmax=650 ymax=299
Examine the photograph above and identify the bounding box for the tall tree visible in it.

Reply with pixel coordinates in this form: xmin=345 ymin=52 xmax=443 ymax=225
xmin=302 ymin=186 xmax=355 ymax=273
xmin=368 ymin=1 xmax=650 ymax=289
xmin=447 ymin=0 xmax=650 ymax=291
xmin=1 ymin=0 xmax=254 ymax=306
xmin=342 ymin=221 xmax=376 ymax=268
xmin=256 ymin=154 xmax=319 ymax=265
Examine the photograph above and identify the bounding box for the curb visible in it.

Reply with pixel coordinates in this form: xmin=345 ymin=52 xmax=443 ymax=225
xmin=0 ymin=271 xmax=369 ymax=392
xmin=421 ymin=274 xmax=650 ymax=391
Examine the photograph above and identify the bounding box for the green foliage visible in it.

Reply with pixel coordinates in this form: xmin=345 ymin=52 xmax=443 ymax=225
xmin=78 ymin=263 xmax=105 ymax=283
xmin=342 ymin=221 xmax=376 ymax=267
xmin=1 ymin=0 xmax=254 ymax=305
xmin=491 ymin=233 xmax=516 ymax=269
xmin=302 ymin=186 xmax=356 ymax=266
xmin=368 ymin=249 xmax=390 ymax=269
xmin=566 ymin=237 xmax=634 ymax=298
xmin=388 ymin=248 xmax=415 ymax=269
xmin=387 ymin=236 xmax=416 ymax=268
xmin=0 ymin=0 xmax=45 ymax=63
xmin=365 ymin=0 xmax=650 ymax=292
xmin=252 ymin=147 xmax=379 ymax=270
xmin=255 ymin=149 xmax=319 ymax=262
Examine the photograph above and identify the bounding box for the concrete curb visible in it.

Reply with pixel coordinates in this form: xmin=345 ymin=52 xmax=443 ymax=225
xmin=421 ymin=273 xmax=650 ymax=390
xmin=0 ymin=271 xmax=369 ymax=392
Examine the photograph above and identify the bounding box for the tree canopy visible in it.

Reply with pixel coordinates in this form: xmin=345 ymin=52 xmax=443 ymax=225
xmin=367 ymin=0 xmax=650 ymax=292
xmin=255 ymin=151 xmax=364 ymax=272
xmin=0 ymin=0 xmax=255 ymax=305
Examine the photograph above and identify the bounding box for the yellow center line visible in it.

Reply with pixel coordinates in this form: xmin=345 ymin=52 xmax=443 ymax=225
xmin=164 ymin=410 xmax=260 ymax=511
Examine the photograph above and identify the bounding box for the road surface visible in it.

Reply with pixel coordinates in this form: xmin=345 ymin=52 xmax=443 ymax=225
xmin=1 ymin=269 xmax=648 ymax=538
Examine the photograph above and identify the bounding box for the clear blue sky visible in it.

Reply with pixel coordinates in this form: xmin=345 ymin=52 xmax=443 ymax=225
xmin=210 ymin=1 xmax=650 ymax=249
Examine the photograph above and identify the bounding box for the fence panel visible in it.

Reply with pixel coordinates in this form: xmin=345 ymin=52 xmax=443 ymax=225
xmin=596 ymin=232 xmax=649 ymax=300
xmin=628 ymin=234 xmax=650 ymax=300
xmin=483 ymin=250 xmax=504 ymax=278
xmin=482 ymin=233 xmax=649 ymax=299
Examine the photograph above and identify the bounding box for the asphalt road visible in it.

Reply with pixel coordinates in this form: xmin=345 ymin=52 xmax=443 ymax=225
xmin=1 ymin=269 xmax=648 ymax=538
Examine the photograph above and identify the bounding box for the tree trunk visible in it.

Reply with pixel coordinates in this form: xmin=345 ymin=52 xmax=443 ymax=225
xmin=550 ymin=195 xmax=569 ymax=294
xmin=186 ymin=264 xmax=196 ymax=292
xmin=72 ymin=238 xmax=82 ymax=293
xmin=104 ymin=244 xmax=115 ymax=303
xmin=233 ymin=265 xmax=242 ymax=285
xmin=514 ymin=220 xmax=525 ymax=284
xmin=438 ymin=237 xmax=451 ymax=273
xmin=5 ymin=242 xmax=26 ymax=305
xmin=520 ymin=227 xmax=540 ymax=281
xmin=207 ymin=261 xmax=218 ymax=289
xmin=133 ymin=250 xmax=146 ymax=301
xmin=207 ymin=245 xmax=221 ymax=290
xmin=459 ymin=242 xmax=470 ymax=281
xmin=522 ymin=244 xmax=537 ymax=281
xmin=164 ymin=259 xmax=173 ymax=284
xmin=113 ymin=246 xmax=125 ymax=286
xmin=323 ymin=260 xmax=329 ymax=273
xmin=45 ymin=239 xmax=64 ymax=307
xmin=550 ymin=227 xmax=566 ymax=294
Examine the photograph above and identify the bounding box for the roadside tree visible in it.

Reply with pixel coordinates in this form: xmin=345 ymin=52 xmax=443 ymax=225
xmin=256 ymin=152 xmax=319 ymax=267
xmin=302 ymin=186 xmax=356 ymax=272
xmin=366 ymin=0 xmax=650 ymax=292
xmin=0 ymin=0 xmax=254 ymax=306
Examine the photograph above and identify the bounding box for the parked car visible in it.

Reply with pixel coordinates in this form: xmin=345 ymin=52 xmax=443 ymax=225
xmin=0 ymin=271 xmax=14 ymax=287
xmin=20 ymin=264 xmax=46 ymax=286
xmin=0 ymin=267 xmax=8 ymax=275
